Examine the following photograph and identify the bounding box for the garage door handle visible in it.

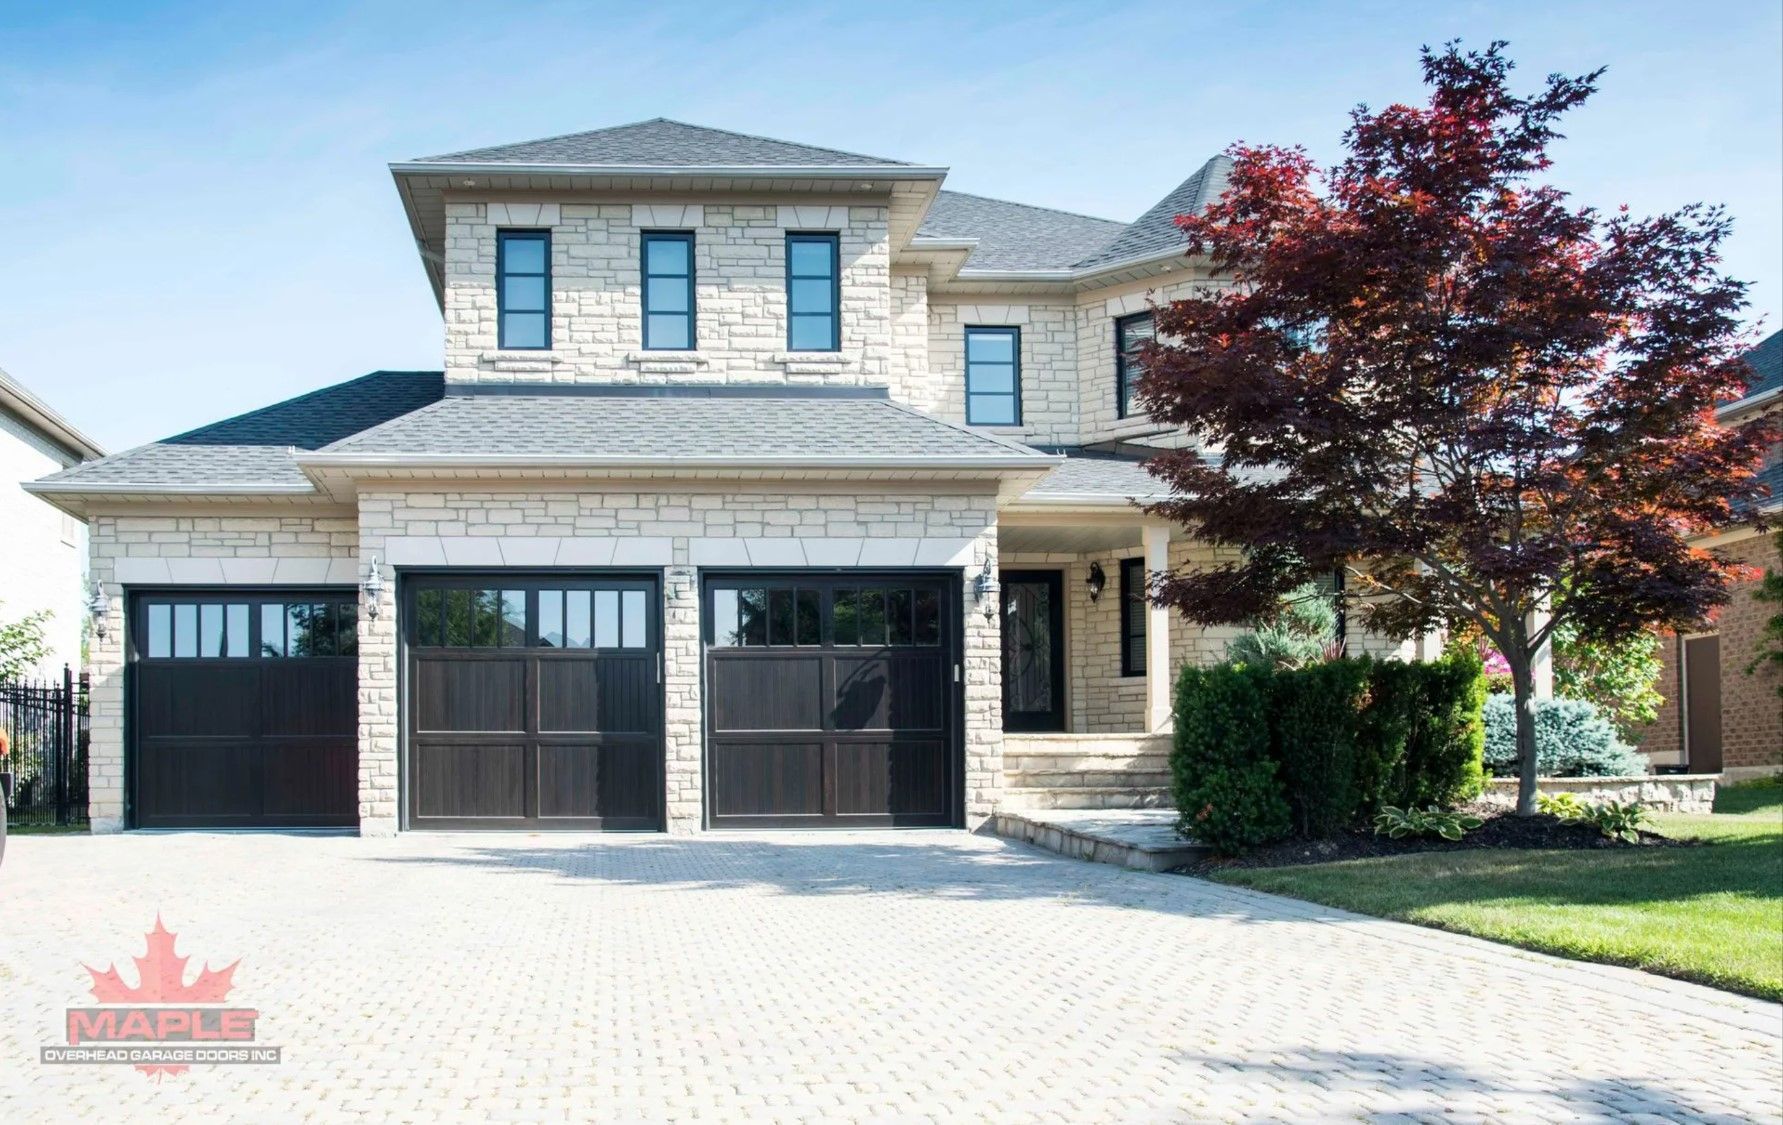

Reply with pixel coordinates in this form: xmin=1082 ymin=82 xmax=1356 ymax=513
xmin=657 ymin=655 xmax=663 ymax=685
xmin=953 ymin=663 xmax=960 ymax=683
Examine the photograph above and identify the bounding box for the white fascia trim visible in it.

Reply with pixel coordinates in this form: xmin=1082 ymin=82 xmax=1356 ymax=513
xmin=390 ymin=161 xmax=949 ymax=180
xmin=905 ymin=237 xmax=980 ymax=252
xmin=953 ymin=246 xmax=1191 ymax=283
xmin=1716 ymin=386 xmax=1780 ymax=419
xmin=296 ymin=453 xmax=1061 ymax=471
xmin=1006 ymin=492 xmax=1165 ymax=507
xmin=23 ymin=480 xmax=316 ymax=496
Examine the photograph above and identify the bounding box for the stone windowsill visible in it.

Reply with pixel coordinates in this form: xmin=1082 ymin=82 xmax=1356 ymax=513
xmin=626 ymin=351 xmax=711 ymax=374
xmin=480 ymin=350 xmax=565 ymax=372
xmin=772 ymin=351 xmax=855 ymax=374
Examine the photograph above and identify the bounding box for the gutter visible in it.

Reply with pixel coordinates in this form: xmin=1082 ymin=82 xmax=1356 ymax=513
xmin=0 ymin=369 xmax=105 ymax=462
xmin=389 ymin=161 xmax=949 ymax=180
xmin=943 ymin=246 xmax=1196 ymax=285
xmin=23 ymin=480 xmax=316 ymax=496
xmin=1716 ymin=385 xmax=1781 ymax=419
xmin=1006 ymin=491 xmax=1164 ymax=508
xmin=294 ymin=452 xmax=1061 ymax=472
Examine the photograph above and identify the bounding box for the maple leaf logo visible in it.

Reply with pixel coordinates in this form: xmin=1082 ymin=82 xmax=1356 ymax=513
xmin=84 ymin=917 xmax=240 ymax=1078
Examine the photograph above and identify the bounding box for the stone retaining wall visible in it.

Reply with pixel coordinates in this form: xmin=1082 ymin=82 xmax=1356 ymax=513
xmin=1479 ymin=774 xmax=1718 ymax=814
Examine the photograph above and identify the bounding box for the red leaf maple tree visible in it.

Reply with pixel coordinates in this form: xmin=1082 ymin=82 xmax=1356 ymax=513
xmin=1136 ymin=42 xmax=1774 ymax=813
xmin=86 ymin=917 xmax=239 ymax=1077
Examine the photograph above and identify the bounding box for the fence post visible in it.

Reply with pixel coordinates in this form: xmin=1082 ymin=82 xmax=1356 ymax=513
xmin=58 ymin=664 xmax=73 ymax=825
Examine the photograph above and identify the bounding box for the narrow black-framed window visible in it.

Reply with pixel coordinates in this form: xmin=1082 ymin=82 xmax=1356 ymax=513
xmin=965 ymin=326 xmax=1021 ymax=426
xmin=786 ymin=233 xmax=840 ymax=351
xmin=1115 ymin=311 xmax=1155 ymax=419
xmin=1120 ymin=557 xmax=1146 ymax=676
xmin=641 ymin=231 xmax=695 ymax=349
xmin=497 ymin=229 xmax=550 ymax=349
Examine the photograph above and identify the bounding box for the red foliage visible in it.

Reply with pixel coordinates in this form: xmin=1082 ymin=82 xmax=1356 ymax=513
xmin=1138 ymin=41 xmax=1773 ymax=670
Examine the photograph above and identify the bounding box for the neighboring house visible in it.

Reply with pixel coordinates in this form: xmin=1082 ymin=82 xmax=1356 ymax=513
xmin=29 ymin=118 xmax=1412 ymax=835
xmin=1638 ymin=330 xmax=1783 ymax=779
xmin=0 ymin=366 xmax=103 ymax=676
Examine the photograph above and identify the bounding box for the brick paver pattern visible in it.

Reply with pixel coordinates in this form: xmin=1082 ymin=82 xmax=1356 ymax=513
xmin=1 ymin=831 xmax=1778 ymax=1123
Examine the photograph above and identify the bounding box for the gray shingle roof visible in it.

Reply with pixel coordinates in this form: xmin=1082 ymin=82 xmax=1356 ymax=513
xmin=916 ymin=191 xmax=1127 ymax=272
xmin=318 ymin=391 xmax=1048 ymax=462
xmin=33 ymin=371 xmax=443 ymax=489
xmin=1073 ymin=155 xmax=1233 ymax=270
xmin=1736 ymin=329 xmax=1782 ymax=403
xmin=416 ymin=118 xmax=912 ymax=167
xmin=1022 ymin=454 xmax=1165 ymax=500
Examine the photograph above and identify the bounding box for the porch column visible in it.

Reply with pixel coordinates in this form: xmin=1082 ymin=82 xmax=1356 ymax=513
xmin=1143 ymin=524 xmax=1172 ymax=731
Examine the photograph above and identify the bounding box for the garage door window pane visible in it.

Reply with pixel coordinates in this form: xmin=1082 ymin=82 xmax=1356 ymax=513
xmin=336 ymin=603 xmax=358 ymax=657
xmin=768 ymin=588 xmax=794 ymax=645
xmin=501 ymin=590 xmax=527 ymax=646
xmin=593 ymin=590 xmax=619 ymax=648
xmin=173 ymin=604 xmax=197 ymax=658
xmin=442 ymin=589 xmax=474 ymax=646
xmin=293 ymin=604 xmax=336 ymax=657
xmin=796 ymin=589 xmax=820 ymax=645
xmin=857 ymin=589 xmax=887 ymax=646
xmin=225 ymin=604 xmax=250 ymax=658
xmin=199 ymin=603 xmax=224 ymax=657
xmin=260 ymin=604 xmax=285 ymax=656
xmin=414 ymin=589 xmax=442 ymax=647
xmin=565 ymin=590 xmax=592 ymax=648
xmin=738 ymin=589 xmax=767 ymax=646
xmin=914 ymin=589 xmax=940 ymax=646
xmin=712 ymin=588 xmax=740 ymax=646
xmin=474 ymin=591 xmax=502 ymax=647
xmin=146 ymin=603 xmax=171 ymax=658
xmin=832 ymin=589 xmax=857 ymax=645
xmin=887 ymin=589 xmax=913 ymax=645
xmin=538 ymin=590 xmax=563 ymax=647
xmin=622 ymin=590 xmax=647 ymax=649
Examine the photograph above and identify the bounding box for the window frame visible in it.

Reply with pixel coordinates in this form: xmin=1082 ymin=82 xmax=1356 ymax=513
xmin=785 ymin=232 xmax=841 ymax=352
xmin=964 ymin=325 xmax=1023 ymax=427
xmin=496 ymin=228 xmax=552 ymax=351
xmin=1119 ymin=557 xmax=1146 ymax=677
xmin=640 ymin=230 xmax=697 ymax=351
xmin=1115 ymin=311 xmax=1154 ymax=420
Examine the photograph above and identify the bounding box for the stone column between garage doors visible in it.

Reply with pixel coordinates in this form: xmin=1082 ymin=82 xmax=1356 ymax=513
xmin=355 ymin=488 xmax=1005 ymax=835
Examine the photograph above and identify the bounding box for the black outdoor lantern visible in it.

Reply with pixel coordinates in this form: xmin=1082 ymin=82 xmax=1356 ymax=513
xmin=1085 ymin=561 xmax=1107 ymax=603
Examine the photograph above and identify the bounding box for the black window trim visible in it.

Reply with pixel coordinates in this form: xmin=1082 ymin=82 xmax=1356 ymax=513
xmin=1115 ymin=310 xmax=1154 ymax=420
xmin=785 ymin=231 xmax=841 ymax=352
xmin=496 ymin=228 xmax=551 ymax=351
xmin=134 ymin=590 xmax=359 ymax=662
xmin=964 ymin=324 xmax=1023 ymax=427
xmin=1119 ymin=557 xmax=1146 ymax=677
xmin=640 ymin=230 xmax=697 ymax=351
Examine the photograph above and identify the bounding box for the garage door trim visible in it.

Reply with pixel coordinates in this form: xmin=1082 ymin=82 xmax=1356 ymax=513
xmin=699 ymin=568 xmax=966 ymax=831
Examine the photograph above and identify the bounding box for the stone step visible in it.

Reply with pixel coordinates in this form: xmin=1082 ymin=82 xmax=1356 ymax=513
xmin=999 ymin=786 xmax=1174 ymax=810
xmin=1005 ymin=770 xmax=1173 ymax=790
xmin=990 ymin=808 xmax=1207 ymax=872
xmin=1003 ymin=753 xmax=1171 ymax=774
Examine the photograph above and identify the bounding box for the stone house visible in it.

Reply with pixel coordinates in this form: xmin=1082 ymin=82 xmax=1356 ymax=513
xmin=0 ymin=366 xmax=102 ymax=676
xmin=1638 ymin=330 xmax=1782 ymax=779
xmin=29 ymin=119 xmax=1411 ymax=835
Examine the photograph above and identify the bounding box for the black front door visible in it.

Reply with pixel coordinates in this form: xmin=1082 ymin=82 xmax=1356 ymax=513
xmin=1001 ymin=570 xmax=1065 ymax=732
xmin=404 ymin=575 xmax=662 ymax=830
xmin=703 ymin=573 xmax=961 ymax=829
xmin=130 ymin=590 xmax=358 ymax=829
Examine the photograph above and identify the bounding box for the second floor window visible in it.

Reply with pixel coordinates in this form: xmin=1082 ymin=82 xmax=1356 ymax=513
xmin=1120 ymin=558 xmax=1146 ymax=676
xmin=497 ymin=230 xmax=550 ymax=349
xmin=965 ymin=326 xmax=1021 ymax=425
xmin=1115 ymin=311 xmax=1154 ymax=419
xmin=786 ymin=233 xmax=840 ymax=351
xmin=642 ymin=232 xmax=695 ymax=349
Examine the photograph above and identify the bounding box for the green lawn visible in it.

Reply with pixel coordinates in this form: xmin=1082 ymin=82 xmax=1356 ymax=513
xmin=1211 ymin=779 xmax=1783 ymax=1000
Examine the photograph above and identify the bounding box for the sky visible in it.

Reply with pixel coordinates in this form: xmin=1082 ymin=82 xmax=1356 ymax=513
xmin=2 ymin=0 xmax=1779 ymax=453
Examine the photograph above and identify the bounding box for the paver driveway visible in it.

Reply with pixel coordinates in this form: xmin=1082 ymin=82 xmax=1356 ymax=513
xmin=1 ymin=830 xmax=1778 ymax=1123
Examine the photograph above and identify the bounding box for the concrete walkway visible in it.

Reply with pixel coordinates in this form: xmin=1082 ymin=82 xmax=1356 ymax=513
xmin=0 ymin=831 xmax=1777 ymax=1122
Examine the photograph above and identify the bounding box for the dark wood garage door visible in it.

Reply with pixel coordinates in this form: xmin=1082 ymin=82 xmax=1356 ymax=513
xmin=130 ymin=591 xmax=358 ymax=829
xmin=704 ymin=573 xmax=961 ymax=829
xmin=405 ymin=575 xmax=662 ymax=830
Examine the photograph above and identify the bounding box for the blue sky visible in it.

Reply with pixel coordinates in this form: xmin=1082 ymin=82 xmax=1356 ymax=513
xmin=2 ymin=0 xmax=1778 ymax=452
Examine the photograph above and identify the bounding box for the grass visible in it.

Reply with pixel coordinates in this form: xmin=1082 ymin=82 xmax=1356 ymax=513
xmin=1210 ymin=778 xmax=1783 ymax=1000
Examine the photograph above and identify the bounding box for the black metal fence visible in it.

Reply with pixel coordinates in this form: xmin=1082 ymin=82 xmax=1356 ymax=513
xmin=1 ymin=666 xmax=89 ymax=827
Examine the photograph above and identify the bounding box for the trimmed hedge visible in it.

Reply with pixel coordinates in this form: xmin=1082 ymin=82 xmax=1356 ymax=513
xmin=1481 ymin=694 xmax=1649 ymax=778
xmin=1172 ymin=653 xmax=1487 ymax=853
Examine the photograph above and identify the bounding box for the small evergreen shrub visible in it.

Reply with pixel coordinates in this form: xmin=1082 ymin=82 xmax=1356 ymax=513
xmin=1269 ymin=660 xmax=1369 ymax=837
xmin=1398 ymin=651 xmax=1488 ymax=808
xmin=1482 ymin=694 xmax=1650 ymax=778
xmin=1171 ymin=665 xmax=1291 ymax=854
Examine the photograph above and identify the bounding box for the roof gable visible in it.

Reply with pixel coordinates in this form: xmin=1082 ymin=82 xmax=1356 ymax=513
xmin=1073 ymin=155 xmax=1233 ymax=269
xmin=416 ymin=117 xmax=913 ymax=168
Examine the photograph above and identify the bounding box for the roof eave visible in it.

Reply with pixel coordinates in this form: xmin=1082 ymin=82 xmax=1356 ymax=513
xmin=389 ymin=161 xmax=949 ymax=180
xmin=0 ymin=373 xmax=105 ymax=462
xmin=1716 ymin=386 xmax=1781 ymax=419
xmin=954 ymin=245 xmax=1193 ymax=283
xmin=296 ymin=452 xmax=1060 ymax=472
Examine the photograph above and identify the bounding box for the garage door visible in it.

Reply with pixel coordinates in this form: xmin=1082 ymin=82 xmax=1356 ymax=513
xmin=404 ymin=575 xmax=662 ymax=830
xmin=704 ymin=573 xmax=960 ymax=829
xmin=130 ymin=591 xmax=358 ymax=829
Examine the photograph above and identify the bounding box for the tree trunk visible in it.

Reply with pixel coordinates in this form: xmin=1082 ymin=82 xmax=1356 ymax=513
xmin=1506 ymin=651 xmax=1541 ymax=815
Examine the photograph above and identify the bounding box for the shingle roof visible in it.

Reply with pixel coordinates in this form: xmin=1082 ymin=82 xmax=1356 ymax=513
xmin=916 ymin=191 xmax=1127 ymax=272
xmin=1021 ymin=454 xmax=1165 ymax=500
xmin=317 ymin=391 xmax=1049 ymax=462
xmin=32 ymin=371 xmax=443 ymax=490
xmin=1736 ymin=329 xmax=1782 ymax=403
xmin=416 ymin=117 xmax=913 ymax=167
xmin=1073 ymin=155 xmax=1233 ymax=270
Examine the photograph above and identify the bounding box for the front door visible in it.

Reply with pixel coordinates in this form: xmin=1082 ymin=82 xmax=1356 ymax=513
xmin=1001 ymin=570 xmax=1065 ymax=732
xmin=1683 ymin=633 xmax=1723 ymax=774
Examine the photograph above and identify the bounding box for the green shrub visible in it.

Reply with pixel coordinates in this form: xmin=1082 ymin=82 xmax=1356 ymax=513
xmin=1399 ymin=651 xmax=1488 ymax=808
xmin=1269 ymin=660 xmax=1369 ymax=837
xmin=1372 ymin=804 xmax=1484 ymax=841
xmin=1171 ymin=665 xmax=1291 ymax=854
xmin=1482 ymin=694 xmax=1650 ymax=777
xmin=1537 ymin=791 xmax=1592 ymax=820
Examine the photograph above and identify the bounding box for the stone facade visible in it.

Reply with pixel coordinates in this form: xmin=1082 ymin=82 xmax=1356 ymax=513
xmin=352 ymin=486 xmax=1002 ymax=834
xmin=83 ymin=510 xmax=361 ymax=831
xmin=1637 ymin=530 xmax=1782 ymax=776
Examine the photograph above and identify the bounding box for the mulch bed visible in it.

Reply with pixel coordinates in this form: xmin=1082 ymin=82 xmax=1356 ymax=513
xmin=1177 ymin=809 xmax=1694 ymax=876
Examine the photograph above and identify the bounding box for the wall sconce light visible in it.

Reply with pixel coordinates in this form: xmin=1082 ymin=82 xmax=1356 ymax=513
xmin=361 ymin=555 xmax=385 ymax=621
xmin=87 ymin=582 xmax=111 ymax=641
xmin=1086 ymin=561 xmax=1107 ymax=603
xmin=973 ymin=563 xmax=1000 ymax=620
